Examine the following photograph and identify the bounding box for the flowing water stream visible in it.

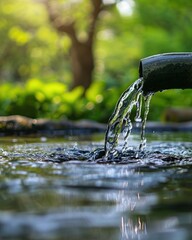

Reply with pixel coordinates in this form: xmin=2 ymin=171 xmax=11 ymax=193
xmin=104 ymin=77 xmax=153 ymax=160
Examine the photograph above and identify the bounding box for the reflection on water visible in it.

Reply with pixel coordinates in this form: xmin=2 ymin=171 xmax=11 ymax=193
xmin=121 ymin=216 xmax=147 ymax=239
xmin=0 ymin=133 xmax=192 ymax=239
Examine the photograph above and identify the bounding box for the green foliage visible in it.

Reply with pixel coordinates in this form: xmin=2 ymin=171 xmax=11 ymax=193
xmin=0 ymin=79 xmax=191 ymax=122
xmin=0 ymin=0 xmax=192 ymax=122
xmin=0 ymin=0 xmax=70 ymax=83
xmin=136 ymin=0 xmax=192 ymax=55
xmin=0 ymin=79 xmax=119 ymax=122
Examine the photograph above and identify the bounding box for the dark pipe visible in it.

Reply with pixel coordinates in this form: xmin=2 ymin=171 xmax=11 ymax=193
xmin=139 ymin=52 xmax=192 ymax=94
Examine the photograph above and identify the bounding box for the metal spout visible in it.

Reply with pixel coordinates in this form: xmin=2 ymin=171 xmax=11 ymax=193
xmin=139 ymin=52 xmax=192 ymax=94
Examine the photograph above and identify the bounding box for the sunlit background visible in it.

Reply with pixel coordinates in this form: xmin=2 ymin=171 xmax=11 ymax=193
xmin=0 ymin=0 xmax=192 ymax=122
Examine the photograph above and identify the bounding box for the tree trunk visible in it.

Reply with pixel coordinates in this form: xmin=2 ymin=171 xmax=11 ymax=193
xmin=70 ymin=41 xmax=94 ymax=90
xmin=43 ymin=0 xmax=104 ymax=90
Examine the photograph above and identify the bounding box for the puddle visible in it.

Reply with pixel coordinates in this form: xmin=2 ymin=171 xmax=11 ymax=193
xmin=0 ymin=132 xmax=192 ymax=240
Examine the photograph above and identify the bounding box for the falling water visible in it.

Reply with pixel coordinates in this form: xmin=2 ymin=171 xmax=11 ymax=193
xmin=104 ymin=77 xmax=153 ymax=159
xmin=139 ymin=94 xmax=153 ymax=151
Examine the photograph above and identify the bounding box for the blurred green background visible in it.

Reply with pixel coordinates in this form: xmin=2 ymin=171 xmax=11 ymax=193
xmin=0 ymin=0 xmax=191 ymax=123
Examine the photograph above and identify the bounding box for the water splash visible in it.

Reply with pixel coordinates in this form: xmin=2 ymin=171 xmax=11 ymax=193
xmin=104 ymin=78 xmax=153 ymax=159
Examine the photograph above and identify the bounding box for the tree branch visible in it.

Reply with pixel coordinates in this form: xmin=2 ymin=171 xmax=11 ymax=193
xmin=43 ymin=0 xmax=78 ymax=42
xmin=87 ymin=0 xmax=104 ymax=44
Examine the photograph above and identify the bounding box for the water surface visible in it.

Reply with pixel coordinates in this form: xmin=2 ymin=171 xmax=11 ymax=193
xmin=0 ymin=132 xmax=191 ymax=240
